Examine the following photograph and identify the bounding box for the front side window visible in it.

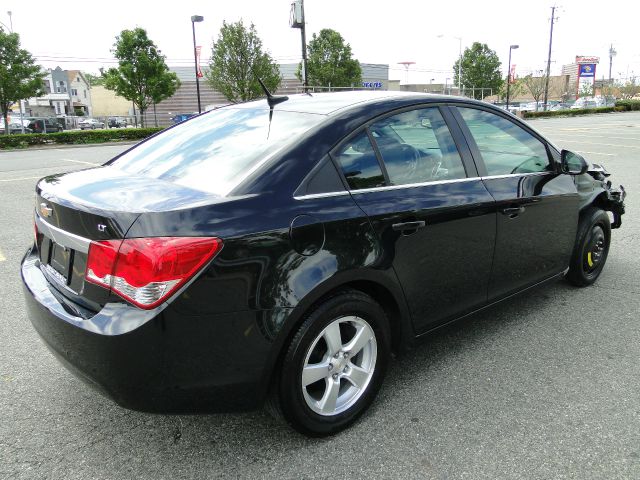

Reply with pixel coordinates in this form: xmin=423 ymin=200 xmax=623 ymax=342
xmin=369 ymin=107 xmax=466 ymax=185
xmin=333 ymin=131 xmax=385 ymax=190
xmin=458 ymin=107 xmax=551 ymax=176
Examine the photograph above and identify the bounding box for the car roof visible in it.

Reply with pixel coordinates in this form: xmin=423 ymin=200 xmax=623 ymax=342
xmin=227 ymin=90 xmax=456 ymax=116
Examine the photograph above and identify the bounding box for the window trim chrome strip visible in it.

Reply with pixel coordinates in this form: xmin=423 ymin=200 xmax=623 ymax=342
xmin=293 ymin=191 xmax=351 ymax=201
xmin=35 ymin=214 xmax=91 ymax=253
xmin=350 ymin=176 xmax=480 ymax=195
xmin=480 ymin=171 xmax=552 ymax=181
xmin=293 ymin=171 xmax=554 ymax=199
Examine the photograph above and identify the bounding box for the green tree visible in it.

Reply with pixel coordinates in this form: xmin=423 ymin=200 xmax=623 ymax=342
xmin=453 ymin=42 xmax=503 ymax=100
xmin=85 ymin=72 xmax=105 ymax=87
xmin=0 ymin=28 xmax=45 ymax=134
xmin=207 ymin=20 xmax=281 ymax=103
xmin=299 ymin=29 xmax=362 ymax=88
xmin=103 ymin=28 xmax=179 ymax=127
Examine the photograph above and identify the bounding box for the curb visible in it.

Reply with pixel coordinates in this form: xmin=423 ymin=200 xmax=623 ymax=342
xmin=0 ymin=141 xmax=139 ymax=153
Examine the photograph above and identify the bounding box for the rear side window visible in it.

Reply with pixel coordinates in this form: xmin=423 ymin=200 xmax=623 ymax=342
xmin=109 ymin=107 xmax=323 ymax=195
xmin=457 ymin=107 xmax=551 ymax=176
xmin=369 ymin=107 xmax=466 ymax=185
xmin=333 ymin=131 xmax=385 ymax=190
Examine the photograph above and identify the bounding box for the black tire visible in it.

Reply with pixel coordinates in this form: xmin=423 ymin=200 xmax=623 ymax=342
xmin=269 ymin=290 xmax=391 ymax=436
xmin=567 ymin=207 xmax=611 ymax=287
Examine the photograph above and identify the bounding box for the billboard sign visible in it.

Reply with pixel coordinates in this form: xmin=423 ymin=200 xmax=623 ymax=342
xmin=579 ymin=64 xmax=596 ymax=78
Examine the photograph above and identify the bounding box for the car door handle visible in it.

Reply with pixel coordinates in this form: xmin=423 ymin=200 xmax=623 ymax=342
xmin=392 ymin=221 xmax=426 ymax=232
xmin=501 ymin=206 xmax=525 ymax=217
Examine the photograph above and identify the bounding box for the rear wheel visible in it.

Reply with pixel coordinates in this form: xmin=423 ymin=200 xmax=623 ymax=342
xmin=270 ymin=290 xmax=390 ymax=436
xmin=567 ymin=207 xmax=611 ymax=286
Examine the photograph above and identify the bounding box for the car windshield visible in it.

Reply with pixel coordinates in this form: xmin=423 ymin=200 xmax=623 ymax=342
xmin=109 ymin=106 xmax=323 ymax=195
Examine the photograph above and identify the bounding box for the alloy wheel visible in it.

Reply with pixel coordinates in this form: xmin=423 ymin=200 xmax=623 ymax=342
xmin=301 ymin=316 xmax=377 ymax=416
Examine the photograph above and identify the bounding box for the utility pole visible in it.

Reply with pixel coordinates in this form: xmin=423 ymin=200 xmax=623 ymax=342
xmin=609 ymin=44 xmax=616 ymax=83
xmin=290 ymin=0 xmax=309 ymax=92
xmin=542 ymin=5 xmax=558 ymax=112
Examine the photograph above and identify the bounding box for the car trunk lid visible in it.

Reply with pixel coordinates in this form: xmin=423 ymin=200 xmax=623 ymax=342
xmin=34 ymin=166 xmax=222 ymax=310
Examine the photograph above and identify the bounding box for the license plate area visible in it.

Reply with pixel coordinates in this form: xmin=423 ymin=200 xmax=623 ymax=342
xmin=40 ymin=236 xmax=75 ymax=288
xmin=49 ymin=242 xmax=72 ymax=281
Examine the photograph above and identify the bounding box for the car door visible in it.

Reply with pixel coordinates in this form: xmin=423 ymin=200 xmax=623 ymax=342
xmin=332 ymin=105 xmax=496 ymax=333
xmin=452 ymin=106 xmax=580 ymax=300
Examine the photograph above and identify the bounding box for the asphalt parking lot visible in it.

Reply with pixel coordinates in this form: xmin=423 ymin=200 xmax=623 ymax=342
xmin=1 ymin=112 xmax=638 ymax=479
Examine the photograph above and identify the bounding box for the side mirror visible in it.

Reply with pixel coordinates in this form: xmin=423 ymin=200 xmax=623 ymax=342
xmin=560 ymin=150 xmax=588 ymax=175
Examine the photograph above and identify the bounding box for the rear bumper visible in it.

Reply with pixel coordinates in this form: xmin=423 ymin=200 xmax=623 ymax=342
xmin=21 ymin=249 xmax=277 ymax=413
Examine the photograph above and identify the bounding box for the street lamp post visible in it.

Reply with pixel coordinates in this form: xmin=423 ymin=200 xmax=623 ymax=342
xmin=191 ymin=15 xmax=204 ymax=114
xmin=445 ymin=78 xmax=451 ymax=95
xmin=506 ymin=44 xmax=519 ymax=111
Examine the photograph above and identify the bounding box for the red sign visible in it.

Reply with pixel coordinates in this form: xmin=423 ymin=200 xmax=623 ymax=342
xmin=509 ymin=64 xmax=517 ymax=84
xmin=196 ymin=46 xmax=203 ymax=78
xmin=576 ymin=56 xmax=599 ymax=64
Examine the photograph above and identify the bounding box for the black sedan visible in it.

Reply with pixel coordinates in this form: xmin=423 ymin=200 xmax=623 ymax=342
xmin=21 ymin=91 xmax=626 ymax=436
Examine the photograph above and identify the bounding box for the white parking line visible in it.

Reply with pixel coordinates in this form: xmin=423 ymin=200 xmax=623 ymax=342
xmin=0 ymin=176 xmax=42 ymax=183
xmin=544 ymin=133 xmax=640 ymax=141
xmin=553 ymin=139 xmax=640 ymax=150
xmin=0 ymin=247 xmax=6 ymax=262
xmin=575 ymin=151 xmax=616 ymax=157
xmin=61 ymin=158 xmax=99 ymax=166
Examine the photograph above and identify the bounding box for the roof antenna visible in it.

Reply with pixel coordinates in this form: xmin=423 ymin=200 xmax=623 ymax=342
xmin=257 ymin=78 xmax=288 ymax=139
xmin=257 ymin=78 xmax=289 ymax=108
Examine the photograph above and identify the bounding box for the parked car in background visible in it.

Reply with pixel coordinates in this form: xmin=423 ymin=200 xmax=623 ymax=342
xmin=0 ymin=119 xmax=32 ymax=134
xmin=7 ymin=123 xmax=33 ymax=134
xmin=571 ymin=98 xmax=598 ymax=109
xmin=79 ymin=118 xmax=106 ymax=130
xmin=171 ymin=113 xmax=197 ymax=124
xmin=22 ymin=91 xmax=626 ymax=436
xmin=27 ymin=118 xmax=63 ymax=133
xmin=108 ymin=117 xmax=127 ymax=128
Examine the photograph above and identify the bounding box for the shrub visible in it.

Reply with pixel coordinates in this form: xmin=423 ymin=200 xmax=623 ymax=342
xmin=614 ymin=100 xmax=640 ymax=111
xmin=0 ymin=127 xmax=163 ymax=149
xmin=523 ymin=107 xmax=616 ymax=119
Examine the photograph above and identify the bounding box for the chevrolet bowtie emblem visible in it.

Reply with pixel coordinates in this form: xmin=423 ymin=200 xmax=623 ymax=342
xmin=39 ymin=203 xmax=53 ymax=218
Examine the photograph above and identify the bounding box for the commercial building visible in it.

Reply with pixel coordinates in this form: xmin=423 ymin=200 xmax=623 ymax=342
xmin=141 ymin=63 xmax=390 ymax=127
xmin=562 ymin=56 xmax=600 ymax=99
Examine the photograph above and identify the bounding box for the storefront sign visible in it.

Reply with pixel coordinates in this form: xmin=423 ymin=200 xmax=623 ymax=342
xmin=579 ymin=64 xmax=596 ymax=78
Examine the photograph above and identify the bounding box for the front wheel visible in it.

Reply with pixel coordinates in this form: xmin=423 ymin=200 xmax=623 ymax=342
xmin=270 ymin=290 xmax=391 ymax=436
xmin=567 ymin=207 xmax=611 ymax=287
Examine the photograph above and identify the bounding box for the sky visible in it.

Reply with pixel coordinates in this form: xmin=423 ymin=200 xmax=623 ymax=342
xmin=2 ymin=0 xmax=639 ymax=85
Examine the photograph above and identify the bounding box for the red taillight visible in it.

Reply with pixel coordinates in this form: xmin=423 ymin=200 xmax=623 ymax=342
xmin=86 ymin=237 xmax=222 ymax=309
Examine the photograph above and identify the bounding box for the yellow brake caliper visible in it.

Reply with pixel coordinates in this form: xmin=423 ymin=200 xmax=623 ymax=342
xmin=587 ymin=252 xmax=594 ymax=267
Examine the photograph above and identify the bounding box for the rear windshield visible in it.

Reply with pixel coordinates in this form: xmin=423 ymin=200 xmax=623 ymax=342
xmin=109 ymin=106 xmax=323 ymax=195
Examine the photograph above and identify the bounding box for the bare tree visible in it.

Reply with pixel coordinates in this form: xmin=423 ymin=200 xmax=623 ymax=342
xmin=522 ymin=72 xmax=547 ymax=110
xmin=619 ymin=78 xmax=640 ymax=99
